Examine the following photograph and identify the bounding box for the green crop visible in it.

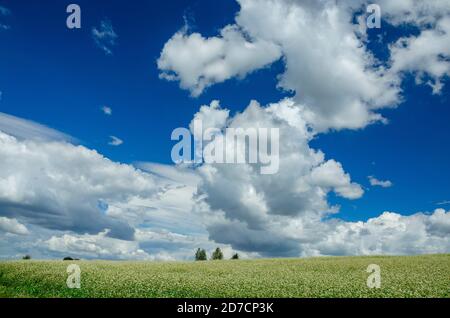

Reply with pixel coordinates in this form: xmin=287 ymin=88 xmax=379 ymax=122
xmin=0 ymin=254 xmax=448 ymax=298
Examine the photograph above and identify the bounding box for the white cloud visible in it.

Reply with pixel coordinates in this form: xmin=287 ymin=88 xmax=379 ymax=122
xmin=2 ymin=1 xmax=450 ymax=259
xmin=158 ymin=0 xmax=450 ymax=132
xmin=368 ymin=176 xmax=393 ymax=188
xmin=101 ymin=106 xmax=112 ymax=115
xmin=389 ymin=16 xmax=450 ymax=95
xmin=0 ymin=217 xmax=29 ymax=235
xmin=158 ymin=25 xmax=282 ymax=97
xmin=1 ymin=120 xmax=449 ymax=258
xmin=108 ymin=135 xmax=123 ymax=146
xmin=0 ymin=130 xmax=158 ymax=240
xmin=310 ymin=160 xmax=364 ymax=199
xmin=158 ymin=0 xmax=404 ymax=131
xmin=153 ymin=1 xmax=450 ymax=257
xmin=190 ymin=99 xmax=364 ymax=255
xmin=45 ymin=229 xmax=152 ymax=260
xmin=0 ymin=112 xmax=74 ymax=142
xmin=309 ymin=209 xmax=450 ymax=256
xmin=373 ymin=0 xmax=450 ymax=26
xmin=177 ymin=99 xmax=449 ymax=257
xmin=92 ymin=19 xmax=117 ymax=55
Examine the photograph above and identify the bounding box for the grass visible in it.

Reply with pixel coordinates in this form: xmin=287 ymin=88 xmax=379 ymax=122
xmin=0 ymin=254 xmax=449 ymax=298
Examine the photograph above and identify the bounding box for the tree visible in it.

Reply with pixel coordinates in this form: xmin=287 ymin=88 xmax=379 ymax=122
xmin=211 ymin=247 xmax=224 ymax=260
xmin=195 ymin=248 xmax=207 ymax=261
xmin=22 ymin=255 xmax=31 ymax=260
xmin=231 ymin=253 xmax=239 ymax=260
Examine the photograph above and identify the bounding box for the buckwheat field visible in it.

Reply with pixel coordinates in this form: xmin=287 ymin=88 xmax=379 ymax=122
xmin=0 ymin=254 xmax=449 ymax=298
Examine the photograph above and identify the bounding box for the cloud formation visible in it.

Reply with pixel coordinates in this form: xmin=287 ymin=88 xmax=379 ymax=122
xmin=92 ymin=19 xmax=118 ymax=55
xmin=0 ymin=5 xmax=10 ymax=30
xmin=1 ymin=1 xmax=450 ymax=260
xmin=0 ymin=217 xmax=29 ymax=235
xmin=191 ymin=99 xmax=364 ymax=255
xmin=158 ymin=0 xmax=450 ymax=132
xmin=108 ymin=135 xmax=123 ymax=146
xmin=158 ymin=25 xmax=282 ymax=97
xmin=368 ymin=176 xmax=393 ymax=188
xmin=156 ymin=0 xmax=450 ymax=257
xmin=0 ymin=130 xmax=157 ymax=240
xmin=101 ymin=106 xmax=112 ymax=116
xmin=0 ymin=112 xmax=75 ymax=142
xmin=45 ymin=229 xmax=151 ymax=260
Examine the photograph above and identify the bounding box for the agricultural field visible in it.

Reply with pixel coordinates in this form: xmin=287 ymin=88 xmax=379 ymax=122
xmin=0 ymin=254 xmax=449 ymax=298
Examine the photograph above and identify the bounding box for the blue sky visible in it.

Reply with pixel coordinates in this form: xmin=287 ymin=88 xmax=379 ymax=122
xmin=0 ymin=0 xmax=288 ymax=161
xmin=0 ymin=0 xmax=449 ymax=259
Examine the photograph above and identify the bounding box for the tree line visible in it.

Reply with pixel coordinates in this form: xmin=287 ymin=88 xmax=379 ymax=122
xmin=195 ymin=248 xmax=239 ymax=261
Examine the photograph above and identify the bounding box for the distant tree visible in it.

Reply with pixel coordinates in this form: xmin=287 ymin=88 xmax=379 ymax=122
xmin=211 ymin=247 xmax=224 ymax=260
xmin=195 ymin=248 xmax=207 ymax=261
xmin=231 ymin=253 xmax=239 ymax=260
xmin=63 ymin=257 xmax=74 ymax=261
xmin=22 ymin=255 xmax=31 ymax=260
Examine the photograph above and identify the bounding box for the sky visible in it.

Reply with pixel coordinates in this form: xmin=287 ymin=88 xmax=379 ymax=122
xmin=0 ymin=0 xmax=449 ymax=260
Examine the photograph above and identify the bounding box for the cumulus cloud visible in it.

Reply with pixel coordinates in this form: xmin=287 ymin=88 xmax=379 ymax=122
xmin=309 ymin=209 xmax=450 ymax=256
xmin=158 ymin=25 xmax=282 ymax=97
xmin=153 ymin=1 xmax=450 ymax=257
xmin=158 ymin=0 xmax=403 ymax=131
xmin=108 ymin=135 xmax=123 ymax=146
xmin=45 ymin=229 xmax=152 ymax=260
xmin=368 ymin=176 xmax=393 ymax=188
xmin=0 ymin=217 xmax=29 ymax=235
xmin=2 ymin=0 xmax=450 ymax=260
xmin=158 ymin=0 xmax=450 ymax=132
xmin=92 ymin=19 xmax=117 ymax=55
xmin=189 ymin=99 xmax=364 ymax=255
xmin=375 ymin=0 xmax=450 ymax=95
xmin=0 ymin=130 xmax=158 ymax=240
xmin=0 ymin=127 xmax=232 ymax=260
xmin=389 ymin=16 xmax=450 ymax=95
xmin=173 ymin=98 xmax=447 ymax=257
xmin=1 ymin=119 xmax=449 ymax=258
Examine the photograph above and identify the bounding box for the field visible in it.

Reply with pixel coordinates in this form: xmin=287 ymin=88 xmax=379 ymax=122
xmin=0 ymin=254 xmax=449 ymax=298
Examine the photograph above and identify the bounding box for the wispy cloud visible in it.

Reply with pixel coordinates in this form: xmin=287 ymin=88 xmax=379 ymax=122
xmin=437 ymin=200 xmax=450 ymax=206
xmin=92 ymin=19 xmax=117 ymax=55
xmin=0 ymin=5 xmax=11 ymax=30
xmin=101 ymin=106 xmax=112 ymax=115
xmin=368 ymin=176 xmax=393 ymax=188
xmin=108 ymin=135 xmax=123 ymax=146
xmin=0 ymin=6 xmax=10 ymax=15
xmin=0 ymin=112 xmax=75 ymax=143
